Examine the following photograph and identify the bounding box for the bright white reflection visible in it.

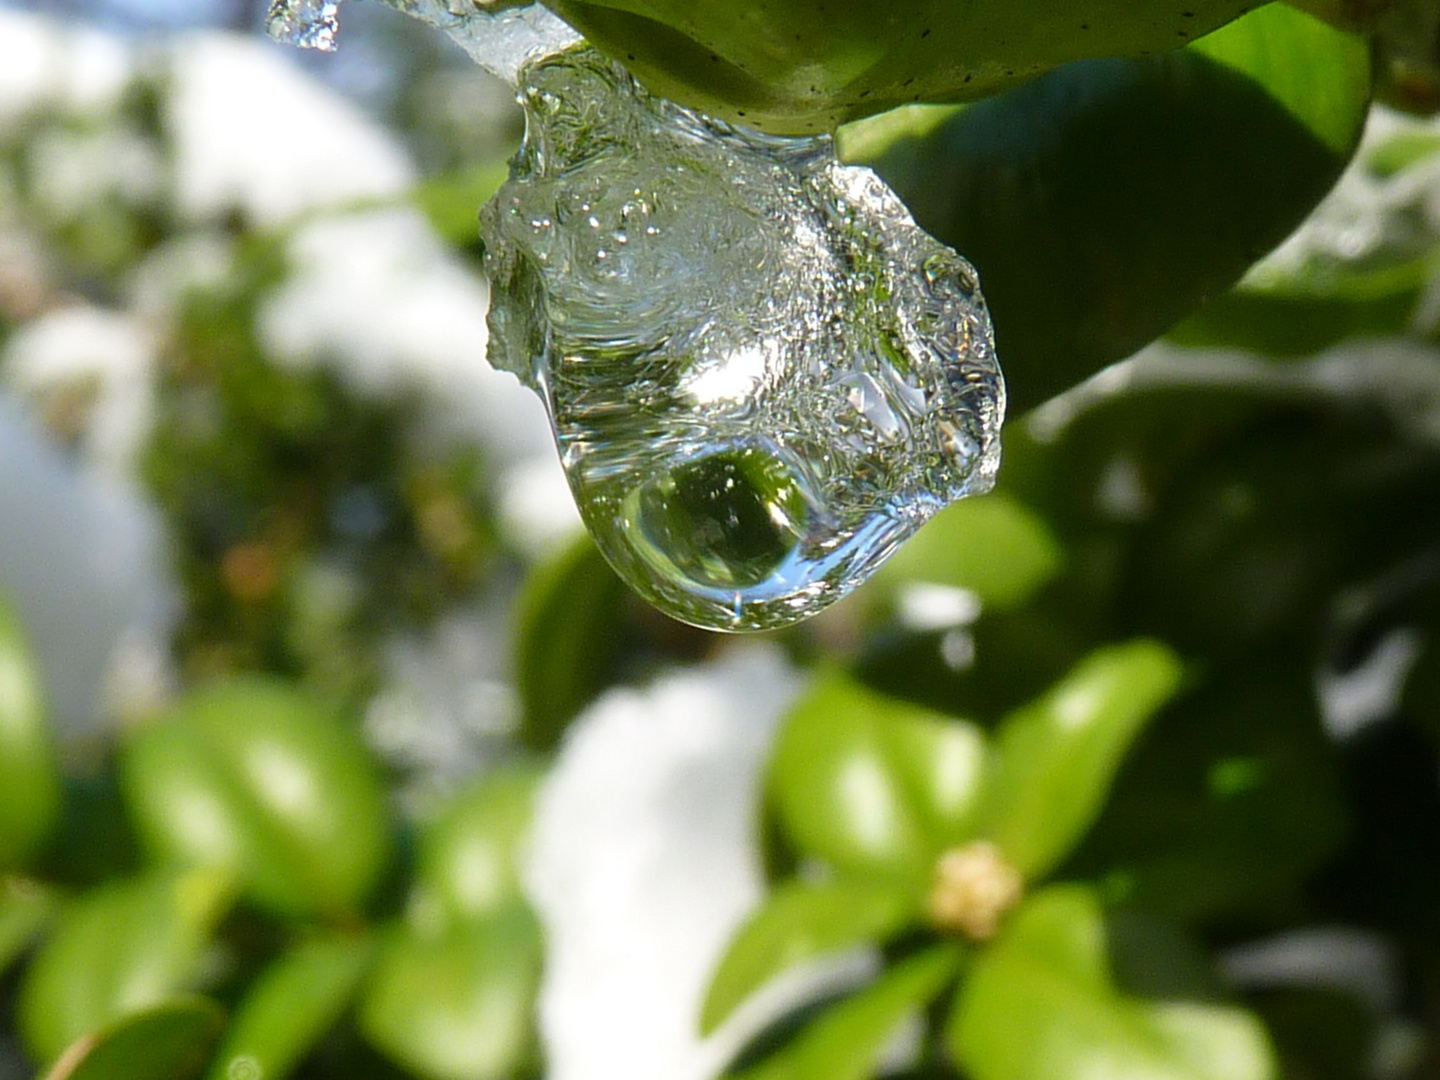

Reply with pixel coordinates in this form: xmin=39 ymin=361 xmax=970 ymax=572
xmin=683 ymin=343 xmax=771 ymax=405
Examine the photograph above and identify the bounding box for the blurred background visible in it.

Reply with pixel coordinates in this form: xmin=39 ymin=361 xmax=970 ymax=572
xmin=6 ymin=2 xmax=1440 ymax=1080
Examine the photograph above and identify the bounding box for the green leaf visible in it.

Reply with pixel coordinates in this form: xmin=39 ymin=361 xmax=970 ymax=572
xmin=0 ymin=876 xmax=55 ymax=976
xmin=206 ymin=933 xmax=374 ymax=1080
xmin=976 ymin=641 xmax=1183 ymax=880
xmin=119 ymin=677 xmax=391 ymax=918
xmin=19 ymin=867 xmax=234 ymax=1066
xmin=359 ymin=902 xmax=543 ymax=1080
xmin=514 ymin=535 xmax=631 ymax=752
xmin=0 ymin=591 xmax=61 ymax=869
xmin=409 ymin=762 xmax=545 ymax=934
xmin=735 ymin=945 xmax=963 ymax=1080
xmin=770 ymin=672 xmax=987 ymax=880
xmin=845 ymin=4 xmax=1369 ymax=412
xmin=1069 ymin=674 xmax=1349 ymax=921
xmin=546 ymin=0 xmax=1259 ymax=134
xmin=949 ymin=885 xmax=1276 ymax=1080
xmin=42 ymin=998 xmax=225 ymax=1080
xmin=701 ymin=878 xmax=916 ymax=1035
xmin=868 ymin=493 xmax=1065 ymax=612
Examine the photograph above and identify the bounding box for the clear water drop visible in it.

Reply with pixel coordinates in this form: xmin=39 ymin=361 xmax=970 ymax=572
xmin=482 ymin=45 xmax=1004 ymax=631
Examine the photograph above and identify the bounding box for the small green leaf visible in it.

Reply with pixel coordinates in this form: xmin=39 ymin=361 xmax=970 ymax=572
xmin=949 ymin=885 xmax=1275 ymax=1080
xmin=701 ymin=878 xmax=915 ymax=1035
xmin=359 ymin=902 xmax=543 ymax=1080
xmin=0 ymin=876 xmax=55 ymax=976
xmin=42 ymin=998 xmax=225 ymax=1080
xmin=770 ymin=673 xmax=987 ymax=880
xmin=735 ymin=945 xmax=963 ymax=1080
xmin=409 ymin=762 xmax=545 ymax=934
xmin=19 ymin=867 xmax=234 ymax=1066
xmin=869 ymin=493 xmax=1065 ymax=612
xmin=206 ymin=933 xmax=374 ymax=1080
xmin=120 ymin=677 xmax=391 ymax=918
xmin=0 ymin=591 xmax=61 ymax=869
xmin=977 ymin=641 xmax=1183 ymax=880
xmin=514 ymin=536 xmax=631 ymax=751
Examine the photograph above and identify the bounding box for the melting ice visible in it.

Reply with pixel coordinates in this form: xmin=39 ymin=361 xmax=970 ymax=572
xmin=269 ymin=2 xmax=1005 ymax=632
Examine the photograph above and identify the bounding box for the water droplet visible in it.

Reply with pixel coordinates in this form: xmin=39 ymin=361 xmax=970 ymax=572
xmin=483 ymin=46 xmax=1004 ymax=630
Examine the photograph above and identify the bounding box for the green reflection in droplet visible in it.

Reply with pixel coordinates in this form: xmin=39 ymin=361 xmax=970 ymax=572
xmin=626 ymin=446 xmax=809 ymax=591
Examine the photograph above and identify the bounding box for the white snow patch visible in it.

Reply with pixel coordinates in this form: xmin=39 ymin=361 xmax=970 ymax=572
xmin=166 ymin=33 xmax=414 ymax=227
xmin=2 ymin=305 xmax=157 ymax=480
xmin=527 ymin=649 xmax=810 ymax=1080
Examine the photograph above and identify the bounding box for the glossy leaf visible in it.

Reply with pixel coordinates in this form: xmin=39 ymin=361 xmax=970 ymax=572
xmin=950 ymin=885 xmax=1275 ymax=1080
xmin=868 ymin=493 xmax=1065 ymax=612
xmin=409 ymin=761 xmax=545 ymax=933
xmin=120 ymin=677 xmax=390 ymax=918
xmin=769 ymin=673 xmax=987 ymax=880
xmin=735 ymin=945 xmax=963 ymax=1080
xmin=977 ymin=641 xmax=1183 ymax=880
xmin=42 ymin=998 xmax=225 ymax=1080
xmin=846 ymin=4 xmax=1369 ymax=412
xmin=359 ymin=902 xmax=543 ymax=1080
xmin=546 ymin=0 xmax=1258 ymax=134
xmin=514 ymin=536 xmax=631 ymax=751
xmin=0 ymin=591 xmax=61 ymax=869
xmin=19 ymin=867 xmax=233 ymax=1066
xmin=701 ymin=878 xmax=916 ymax=1035
xmin=206 ymin=933 xmax=374 ymax=1080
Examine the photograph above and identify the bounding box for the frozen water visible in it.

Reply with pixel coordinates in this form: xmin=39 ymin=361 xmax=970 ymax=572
xmin=266 ymin=0 xmax=580 ymax=83
xmin=264 ymin=1 xmax=1005 ymax=631
xmin=483 ymin=47 xmax=1003 ymax=630
xmin=265 ymin=0 xmax=339 ymax=51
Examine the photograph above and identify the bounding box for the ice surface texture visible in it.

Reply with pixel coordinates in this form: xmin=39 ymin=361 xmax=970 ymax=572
xmin=483 ymin=47 xmax=1004 ymax=631
xmin=267 ymin=0 xmax=580 ymax=82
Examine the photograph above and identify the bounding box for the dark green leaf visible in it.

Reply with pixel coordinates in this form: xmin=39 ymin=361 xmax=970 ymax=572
xmin=949 ymin=885 xmax=1275 ymax=1080
xmin=0 ymin=591 xmax=61 ymax=869
xmin=701 ymin=878 xmax=916 ymax=1035
xmin=734 ymin=945 xmax=963 ymax=1080
xmin=1069 ymin=673 xmax=1349 ymax=922
xmin=119 ymin=677 xmax=391 ymax=918
xmin=976 ymin=641 xmax=1182 ymax=880
xmin=19 ymin=867 xmax=234 ymax=1066
xmin=206 ymin=933 xmax=374 ymax=1080
xmin=770 ymin=672 xmax=987 ymax=880
xmin=359 ymin=902 xmax=543 ymax=1080
xmin=42 ymin=998 xmax=225 ymax=1080
xmin=845 ymin=4 xmax=1369 ymax=412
